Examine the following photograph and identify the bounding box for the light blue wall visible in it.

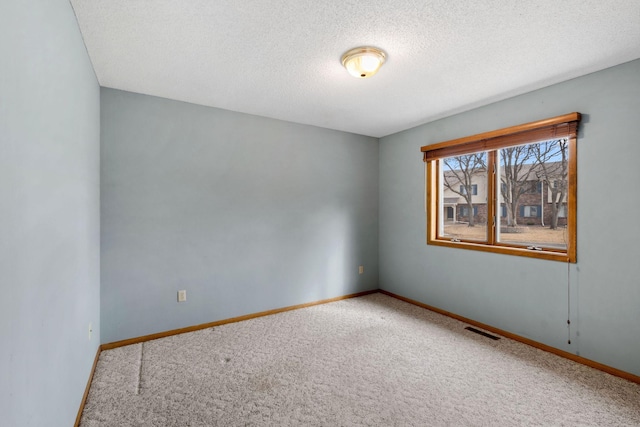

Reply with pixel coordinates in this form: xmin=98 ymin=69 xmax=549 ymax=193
xmin=1 ymin=2 xmax=636 ymax=421
xmin=0 ymin=1 xmax=101 ymax=426
xmin=100 ymin=89 xmax=379 ymax=343
xmin=379 ymin=59 xmax=640 ymax=376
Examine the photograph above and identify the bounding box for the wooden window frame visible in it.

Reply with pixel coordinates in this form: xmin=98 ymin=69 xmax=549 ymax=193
xmin=422 ymin=113 xmax=580 ymax=263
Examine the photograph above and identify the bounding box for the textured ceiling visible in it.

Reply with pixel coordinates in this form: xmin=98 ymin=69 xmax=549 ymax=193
xmin=70 ymin=0 xmax=640 ymax=137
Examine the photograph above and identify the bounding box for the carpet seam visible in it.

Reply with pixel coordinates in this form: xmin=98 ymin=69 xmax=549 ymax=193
xmin=136 ymin=342 xmax=144 ymax=395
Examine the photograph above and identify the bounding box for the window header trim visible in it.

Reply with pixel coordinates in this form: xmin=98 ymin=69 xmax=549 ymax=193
xmin=421 ymin=112 xmax=581 ymax=161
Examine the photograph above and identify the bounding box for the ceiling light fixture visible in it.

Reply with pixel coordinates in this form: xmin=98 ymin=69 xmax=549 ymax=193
xmin=341 ymin=46 xmax=386 ymax=79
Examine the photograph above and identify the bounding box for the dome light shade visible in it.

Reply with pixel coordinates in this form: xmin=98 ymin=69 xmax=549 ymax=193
xmin=341 ymin=46 xmax=386 ymax=79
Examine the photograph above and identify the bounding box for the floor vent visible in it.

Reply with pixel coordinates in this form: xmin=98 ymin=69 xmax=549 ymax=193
xmin=465 ymin=326 xmax=500 ymax=340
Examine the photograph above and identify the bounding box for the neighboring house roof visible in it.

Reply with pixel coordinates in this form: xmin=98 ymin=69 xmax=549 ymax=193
xmin=444 ymin=197 xmax=460 ymax=204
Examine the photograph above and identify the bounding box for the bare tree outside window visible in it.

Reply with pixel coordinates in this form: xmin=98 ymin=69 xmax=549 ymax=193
xmin=499 ymin=145 xmax=538 ymax=227
xmin=532 ymin=139 xmax=568 ymax=230
xmin=442 ymin=153 xmax=486 ymax=227
xmin=498 ymin=139 xmax=569 ymax=249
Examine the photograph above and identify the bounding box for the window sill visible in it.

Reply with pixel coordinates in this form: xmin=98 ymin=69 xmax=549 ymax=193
xmin=427 ymin=238 xmax=575 ymax=263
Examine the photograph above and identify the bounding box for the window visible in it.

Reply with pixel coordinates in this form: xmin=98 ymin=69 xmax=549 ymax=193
xmin=521 ymin=205 xmax=540 ymax=218
xmin=441 ymin=153 xmax=487 ymax=241
xmin=460 ymin=184 xmax=478 ymax=195
xmin=422 ymin=113 xmax=580 ymax=262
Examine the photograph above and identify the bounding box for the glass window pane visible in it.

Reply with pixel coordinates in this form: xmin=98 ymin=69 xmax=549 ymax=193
xmin=439 ymin=153 xmax=488 ymax=242
xmin=497 ymin=140 xmax=569 ymax=249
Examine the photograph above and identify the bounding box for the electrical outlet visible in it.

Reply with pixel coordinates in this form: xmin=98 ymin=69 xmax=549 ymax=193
xmin=177 ymin=290 xmax=187 ymax=302
xmin=88 ymin=322 xmax=92 ymax=340
xmin=359 ymin=265 xmax=364 ymax=274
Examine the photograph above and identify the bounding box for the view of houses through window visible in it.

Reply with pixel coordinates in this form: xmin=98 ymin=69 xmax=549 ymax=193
xmin=441 ymin=152 xmax=488 ymax=242
xmin=440 ymin=139 xmax=569 ymax=250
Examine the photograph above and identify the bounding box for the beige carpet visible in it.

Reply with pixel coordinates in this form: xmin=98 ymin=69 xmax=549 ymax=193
xmin=80 ymin=293 xmax=640 ymax=426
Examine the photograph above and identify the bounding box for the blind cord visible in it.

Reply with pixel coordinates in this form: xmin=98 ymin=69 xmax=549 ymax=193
xmin=567 ymin=260 xmax=571 ymax=345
